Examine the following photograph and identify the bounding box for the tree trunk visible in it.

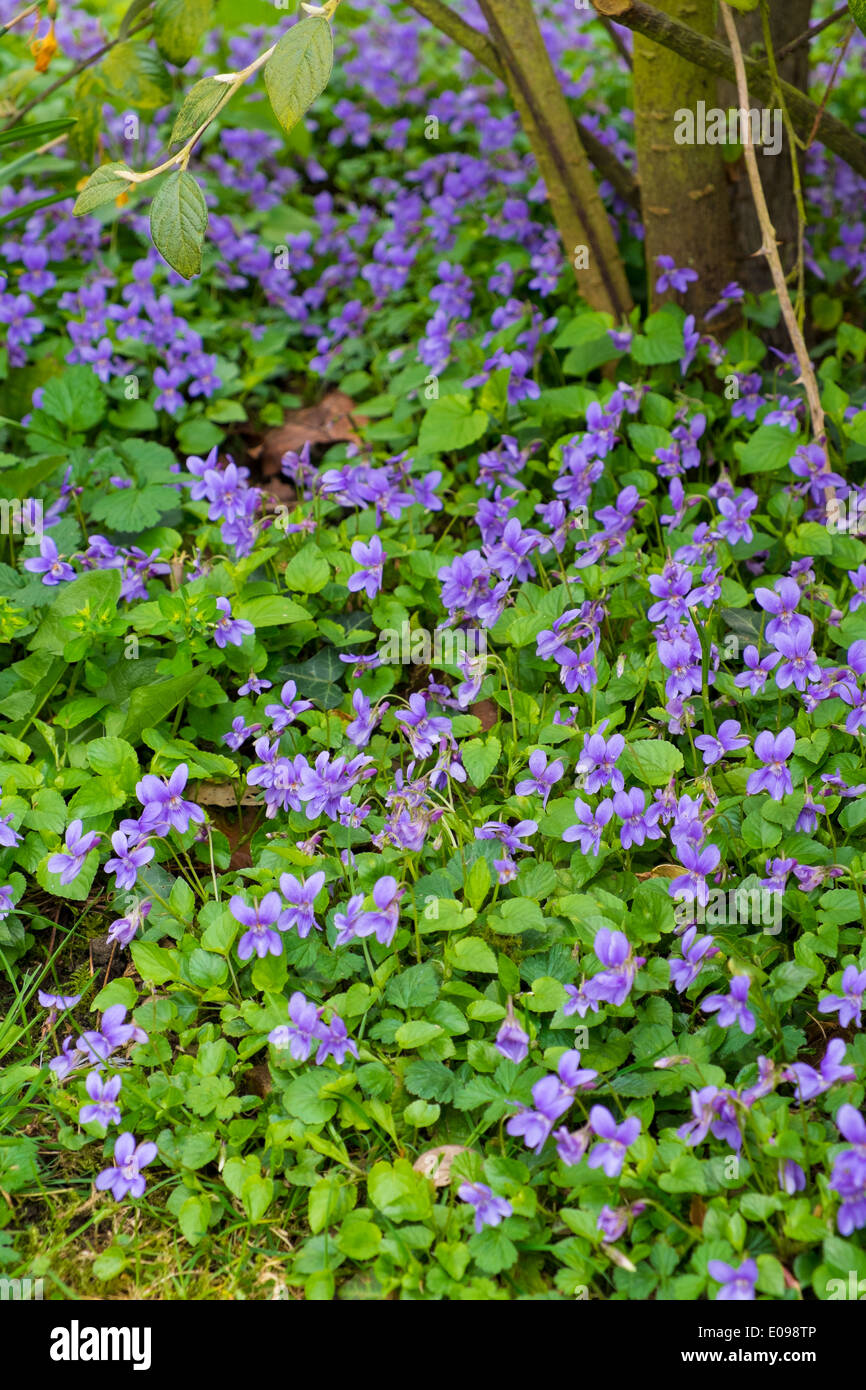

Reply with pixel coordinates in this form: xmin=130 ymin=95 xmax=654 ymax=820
xmin=632 ymin=0 xmax=737 ymax=320
xmin=476 ymin=0 xmax=633 ymax=321
xmin=717 ymin=0 xmax=813 ymax=297
xmin=592 ymin=1 xmax=866 ymax=180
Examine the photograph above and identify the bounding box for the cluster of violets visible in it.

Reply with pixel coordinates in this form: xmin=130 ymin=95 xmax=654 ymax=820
xmin=20 ymin=347 xmax=866 ymax=1253
xmin=42 ymin=996 xmax=156 ymax=1201
xmin=7 ymin=0 xmax=866 ymax=1290
xmin=1 ymin=0 xmax=616 ymax=427
xmin=267 ymin=991 xmax=359 ymax=1065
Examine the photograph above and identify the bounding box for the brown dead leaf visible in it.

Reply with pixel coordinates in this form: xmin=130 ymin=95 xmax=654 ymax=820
xmin=413 ymin=1145 xmax=469 ymax=1187
xmin=193 ymin=783 xmax=260 ymax=808
xmin=258 ymin=392 xmax=365 ymax=477
xmin=689 ymin=1195 xmax=707 ymax=1229
xmin=260 ymin=477 xmax=298 ymax=507
xmin=470 ymin=699 xmax=499 ymax=732
xmin=243 ymin=1064 xmax=273 ymax=1099
xmin=635 ymin=864 xmax=682 ymax=881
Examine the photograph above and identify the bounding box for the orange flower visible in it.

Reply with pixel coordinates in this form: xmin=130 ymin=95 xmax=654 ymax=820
xmin=30 ymin=19 xmax=59 ymax=74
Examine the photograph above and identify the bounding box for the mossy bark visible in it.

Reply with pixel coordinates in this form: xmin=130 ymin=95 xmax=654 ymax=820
xmin=632 ymin=0 xmax=736 ymax=320
xmin=476 ymin=0 xmax=633 ymax=321
xmin=593 ymin=1 xmax=866 ymax=180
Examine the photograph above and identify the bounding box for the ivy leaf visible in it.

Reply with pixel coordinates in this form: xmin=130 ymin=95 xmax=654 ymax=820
xmin=171 ymin=77 xmax=228 ymax=145
xmin=153 ymin=0 xmax=213 ymax=66
xmin=150 ymin=170 xmax=208 ymax=279
xmin=73 ymin=163 xmax=135 ymax=217
xmin=278 ymin=647 xmax=344 ymax=711
xmin=263 ymin=16 xmax=334 ymax=136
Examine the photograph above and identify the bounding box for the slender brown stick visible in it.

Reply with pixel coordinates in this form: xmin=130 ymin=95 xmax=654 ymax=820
xmin=597 ymin=14 xmax=633 ymax=69
xmin=0 ymin=16 xmax=151 ymax=131
xmin=720 ymin=2 xmax=826 ymax=464
xmin=1 ymin=3 xmax=40 ymax=34
xmin=102 ymin=940 xmax=118 ymax=990
xmin=776 ymin=3 xmax=850 ymax=61
xmin=407 ymin=0 xmax=502 ymax=73
xmin=806 ymin=21 xmax=856 ymax=150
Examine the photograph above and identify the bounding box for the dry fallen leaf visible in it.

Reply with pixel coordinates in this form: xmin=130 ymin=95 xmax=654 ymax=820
xmin=635 ymin=863 xmax=682 ymax=881
xmin=193 ymin=783 xmax=260 ymax=807
xmin=413 ymin=1145 xmax=470 ymax=1187
xmin=258 ymin=391 xmax=365 ymax=477
xmin=689 ymin=1195 xmax=707 ymax=1229
xmin=244 ymin=1064 xmax=274 ymax=1099
xmin=470 ymin=699 xmax=500 ymax=732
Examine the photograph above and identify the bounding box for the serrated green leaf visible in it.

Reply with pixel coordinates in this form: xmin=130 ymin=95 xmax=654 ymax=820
xmin=150 ymin=170 xmax=208 ymax=279
xmin=73 ymin=162 xmax=134 ymax=217
xmin=154 ymin=0 xmax=213 ymax=66
xmin=171 ymin=77 xmax=229 ymax=144
xmin=418 ymin=393 xmax=489 ymax=454
xmin=461 ymin=735 xmax=501 ymax=789
xmin=41 ymin=366 xmax=106 ymax=432
xmin=101 ymin=43 xmax=173 ymax=110
xmin=264 ymin=16 xmax=334 ymax=135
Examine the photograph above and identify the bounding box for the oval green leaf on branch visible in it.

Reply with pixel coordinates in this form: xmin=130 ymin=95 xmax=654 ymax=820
xmin=73 ymin=163 xmax=135 ymax=217
xmin=264 ymin=16 xmax=334 ymax=136
xmin=154 ymin=0 xmax=214 ymax=67
xmin=150 ymin=170 xmax=209 ymax=279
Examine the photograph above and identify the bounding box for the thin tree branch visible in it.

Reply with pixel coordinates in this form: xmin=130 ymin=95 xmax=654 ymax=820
xmin=720 ymin=2 xmax=826 ymax=464
xmin=406 ymin=0 xmax=504 ymax=75
xmin=405 ymin=0 xmax=641 ymax=208
xmin=592 ymin=0 xmax=866 ymax=179
xmin=0 ymin=17 xmax=152 ymax=132
xmin=477 ymin=0 xmax=632 ymax=318
xmin=806 ymin=20 xmax=856 ymax=149
xmin=776 ymin=3 xmax=850 ymax=61
xmin=1 ymin=4 xmax=40 ymax=34
xmin=597 ymin=14 xmax=633 ymax=69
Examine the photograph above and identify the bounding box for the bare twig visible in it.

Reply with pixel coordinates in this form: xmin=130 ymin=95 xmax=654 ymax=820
xmin=720 ymin=2 xmax=826 ymax=465
xmin=776 ymin=3 xmax=850 ymax=61
xmin=597 ymin=14 xmax=633 ymax=69
xmin=0 ymin=17 xmax=152 ymax=132
xmin=1 ymin=4 xmax=40 ymax=34
xmin=806 ymin=20 xmax=856 ymax=150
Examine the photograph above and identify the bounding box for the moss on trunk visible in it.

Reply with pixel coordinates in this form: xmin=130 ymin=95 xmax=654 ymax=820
xmin=632 ymin=0 xmax=737 ymax=320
